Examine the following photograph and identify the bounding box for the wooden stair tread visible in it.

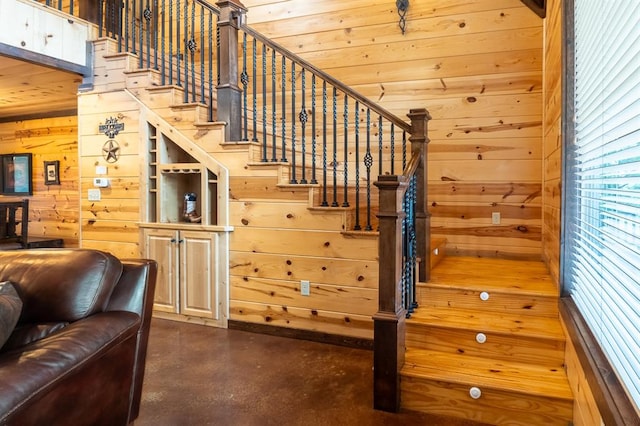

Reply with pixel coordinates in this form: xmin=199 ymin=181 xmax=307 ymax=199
xmin=402 ymin=349 xmax=573 ymax=401
xmin=407 ymin=306 xmax=564 ymax=341
xmin=425 ymin=256 xmax=557 ymax=296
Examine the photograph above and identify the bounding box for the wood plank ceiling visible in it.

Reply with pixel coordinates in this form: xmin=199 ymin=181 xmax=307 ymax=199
xmin=0 ymin=55 xmax=81 ymax=122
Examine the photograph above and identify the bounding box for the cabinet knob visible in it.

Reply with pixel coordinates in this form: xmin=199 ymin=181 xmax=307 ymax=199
xmin=170 ymin=238 xmax=176 ymax=243
xmin=178 ymin=239 xmax=184 ymax=244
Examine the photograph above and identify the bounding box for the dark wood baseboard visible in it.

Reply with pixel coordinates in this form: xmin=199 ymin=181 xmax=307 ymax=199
xmin=560 ymin=297 xmax=640 ymax=425
xmin=227 ymin=320 xmax=373 ymax=351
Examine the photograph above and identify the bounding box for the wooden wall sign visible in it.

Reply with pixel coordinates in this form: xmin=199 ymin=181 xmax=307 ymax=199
xmin=98 ymin=116 xmax=123 ymax=163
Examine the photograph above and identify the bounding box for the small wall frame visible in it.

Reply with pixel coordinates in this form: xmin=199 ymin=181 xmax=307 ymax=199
xmin=44 ymin=160 xmax=60 ymax=185
xmin=1 ymin=153 xmax=33 ymax=195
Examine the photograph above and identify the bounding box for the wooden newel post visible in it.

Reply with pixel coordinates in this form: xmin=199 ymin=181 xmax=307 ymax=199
xmin=373 ymin=175 xmax=408 ymax=412
xmin=216 ymin=0 xmax=247 ymax=142
xmin=407 ymin=108 xmax=432 ymax=283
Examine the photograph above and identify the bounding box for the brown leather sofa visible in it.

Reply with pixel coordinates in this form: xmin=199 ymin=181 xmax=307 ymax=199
xmin=0 ymin=249 xmax=157 ymax=426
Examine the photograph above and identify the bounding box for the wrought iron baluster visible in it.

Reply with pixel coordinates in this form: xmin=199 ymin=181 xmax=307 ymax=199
xmin=124 ymin=0 xmax=129 ymax=51
xmin=252 ymin=37 xmax=258 ymax=142
xmin=402 ymin=130 xmax=407 ymax=170
xmin=261 ymin=43 xmax=267 ymax=161
xmin=69 ymin=0 xmax=74 ymax=15
xmin=131 ymin=0 xmax=136 ymax=55
xmin=154 ymin=0 xmax=159 ymax=70
xmin=354 ymin=101 xmax=360 ymax=230
xmin=364 ymin=108 xmax=373 ymax=231
xmin=189 ymin=0 xmax=196 ymax=102
xmin=410 ymin=174 xmax=418 ymax=313
xmin=378 ymin=116 xmax=383 ymax=177
xmin=98 ymin=0 xmax=103 ymax=37
xmin=144 ymin=0 xmax=151 ymax=69
xmin=216 ymin=26 xmax=220 ymax=86
xmin=321 ymin=81 xmax=328 ymax=207
xmin=199 ymin=5 xmax=205 ymax=102
xmin=299 ymin=68 xmax=308 ymax=184
xmin=342 ymin=95 xmax=349 ymax=207
xmin=290 ymin=62 xmax=297 ymax=182
xmin=390 ymin=123 xmax=395 ymax=175
xmin=241 ymin=32 xmax=248 ymax=140
xmin=311 ymin=74 xmax=317 ymax=184
xmin=281 ymin=56 xmax=287 ymax=162
xmin=208 ymin=13 xmax=213 ymax=121
xmin=176 ymin=0 xmax=181 ymax=87
xmin=271 ymin=49 xmax=277 ymax=162
xmin=331 ymin=87 xmax=338 ymax=207
xmin=182 ymin=0 xmax=188 ymax=100
xmin=168 ymin=0 xmax=173 ymax=84
xmin=117 ymin=0 xmax=124 ymax=51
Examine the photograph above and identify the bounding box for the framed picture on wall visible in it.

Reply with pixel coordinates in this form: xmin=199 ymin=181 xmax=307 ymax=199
xmin=1 ymin=153 xmax=33 ymax=195
xmin=44 ymin=160 xmax=60 ymax=185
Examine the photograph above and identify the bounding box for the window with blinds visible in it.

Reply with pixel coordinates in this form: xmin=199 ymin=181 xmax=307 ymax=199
xmin=564 ymin=0 xmax=640 ymax=411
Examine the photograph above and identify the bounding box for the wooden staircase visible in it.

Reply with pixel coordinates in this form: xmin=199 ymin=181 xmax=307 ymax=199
xmin=402 ymin=256 xmax=573 ymax=425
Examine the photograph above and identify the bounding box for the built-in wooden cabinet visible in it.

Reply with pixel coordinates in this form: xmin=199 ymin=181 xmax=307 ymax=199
xmin=140 ymin=121 xmax=229 ymax=328
xmin=142 ymin=226 xmax=225 ymax=325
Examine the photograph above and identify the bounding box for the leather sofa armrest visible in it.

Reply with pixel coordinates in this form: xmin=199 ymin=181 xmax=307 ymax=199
xmin=106 ymin=259 xmax=157 ymax=423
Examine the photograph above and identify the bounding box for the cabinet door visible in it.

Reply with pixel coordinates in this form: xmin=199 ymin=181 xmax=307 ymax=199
xmin=179 ymin=230 xmax=218 ymax=319
xmin=143 ymin=228 xmax=179 ymax=313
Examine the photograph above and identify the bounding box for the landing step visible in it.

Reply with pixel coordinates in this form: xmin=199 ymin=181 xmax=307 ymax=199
xmin=427 ymin=256 xmax=557 ymax=297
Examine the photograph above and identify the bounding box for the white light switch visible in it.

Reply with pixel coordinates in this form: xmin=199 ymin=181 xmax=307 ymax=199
xmin=96 ymin=166 xmax=107 ymax=175
xmin=88 ymin=189 xmax=101 ymax=201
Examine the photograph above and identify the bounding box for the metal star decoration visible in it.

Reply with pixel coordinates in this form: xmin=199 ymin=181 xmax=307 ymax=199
xmin=102 ymin=139 xmax=120 ymax=163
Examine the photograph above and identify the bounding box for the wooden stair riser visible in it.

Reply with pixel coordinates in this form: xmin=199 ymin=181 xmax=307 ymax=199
xmin=401 ymin=376 xmax=573 ymax=426
xmin=406 ymin=324 xmax=565 ymax=367
xmin=417 ymin=286 xmax=559 ymax=318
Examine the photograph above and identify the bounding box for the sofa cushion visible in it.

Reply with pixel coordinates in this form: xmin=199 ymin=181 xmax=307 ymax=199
xmin=0 ymin=281 xmax=22 ymax=349
xmin=1 ymin=322 xmax=68 ymax=352
xmin=0 ymin=249 xmax=123 ymax=323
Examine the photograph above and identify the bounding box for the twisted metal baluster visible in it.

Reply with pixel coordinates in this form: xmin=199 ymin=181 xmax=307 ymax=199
xmin=261 ymin=44 xmax=267 ymax=162
xmin=331 ymin=86 xmax=338 ymax=207
xmin=290 ymin=62 xmax=297 ymax=182
xmin=390 ymin=122 xmax=395 ymax=175
xmin=354 ymin=101 xmax=361 ymax=230
xmin=144 ymin=0 xmax=151 ymax=69
xmin=378 ymin=116 xmax=383 ymax=177
xmin=154 ymin=0 xmax=159 ymax=70
xmin=208 ymin=13 xmax=213 ymax=121
xmin=281 ymin=56 xmax=287 ymax=162
xmin=131 ymin=0 xmax=137 ymax=54
xmin=252 ymin=37 xmax=258 ymax=141
xmin=402 ymin=130 xmax=407 ymax=170
xmin=161 ymin=0 xmax=166 ymax=83
xmin=321 ymin=81 xmax=328 ymax=207
xmin=299 ymin=69 xmax=308 ymax=184
xmin=168 ymin=0 xmax=173 ymax=83
xmin=311 ymin=74 xmax=317 ymax=184
xmin=271 ymin=49 xmax=277 ymax=162
xmin=176 ymin=0 xmax=181 ymax=87
xmin=241 ymin=32 xmax=249 ymax=141
xmin=199 ymin=4 xmax=205 ymax=102
xmin=364 ymin=108 xmax=373 ymax=231
xmin=342 ymin=95 xmax=349 ymax=207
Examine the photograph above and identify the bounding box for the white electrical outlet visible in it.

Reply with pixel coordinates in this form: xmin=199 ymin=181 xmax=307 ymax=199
xmin=300 ymin=280 xmax=310 ymax=296
xmin=491 ymin=212 xmax=501 ymax=225
xmin=88 ymin=189 xmax=101 ymax=201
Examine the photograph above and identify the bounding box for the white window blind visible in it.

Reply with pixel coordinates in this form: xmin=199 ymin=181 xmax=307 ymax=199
xmin=566 ymin=0 xmax=640 ymax=410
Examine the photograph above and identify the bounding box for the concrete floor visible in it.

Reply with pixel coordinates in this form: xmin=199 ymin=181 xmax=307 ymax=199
xmin=136 ymin=319 xmax=487 ymax=426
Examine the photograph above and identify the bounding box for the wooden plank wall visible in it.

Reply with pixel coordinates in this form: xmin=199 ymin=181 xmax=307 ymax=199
xmin=544 ymin=1 xmax=603 ymax=424
xmin=543 ymin=0 xmax=563 ymax=284
xmin=0 ymin=116 xmax=80 ymax=246
xmin=242 ymin=0 xmax=544 ymax=259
